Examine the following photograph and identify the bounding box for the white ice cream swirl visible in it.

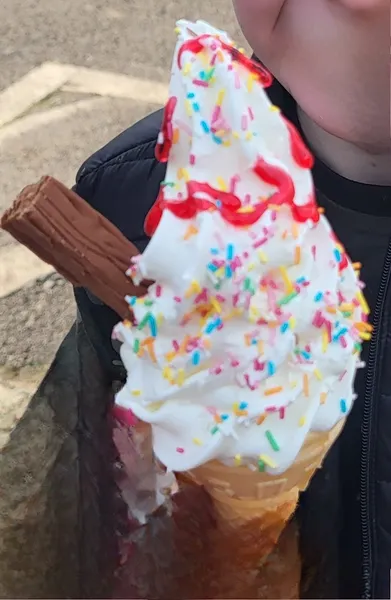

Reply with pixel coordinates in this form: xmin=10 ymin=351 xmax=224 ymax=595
xmin=114 ymin=21 xmax=370 ymax=474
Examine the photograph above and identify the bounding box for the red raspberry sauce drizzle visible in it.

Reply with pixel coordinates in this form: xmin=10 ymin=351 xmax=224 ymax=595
xmin=283 ymin=117 xmax=314 ymax=170
xmin=144 ymin=158 xmax=319 ymax=236
xmin=177 ymin=35 xmax=273 ymax=88
xmin=155 ymin=96 xmax=178 ymax=163
xmin=145 ymin=33 xmax=321 ymax=237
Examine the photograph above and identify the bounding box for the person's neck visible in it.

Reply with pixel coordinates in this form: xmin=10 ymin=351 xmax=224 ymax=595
xmin=297 ymin=107 xmax=391 ymax=186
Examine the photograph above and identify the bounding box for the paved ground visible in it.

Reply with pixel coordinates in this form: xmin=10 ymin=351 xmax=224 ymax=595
xmin=0 ymin=0 xmax=245 ymax=91
xmin=0 ymin=0 xmax=247 ymax=381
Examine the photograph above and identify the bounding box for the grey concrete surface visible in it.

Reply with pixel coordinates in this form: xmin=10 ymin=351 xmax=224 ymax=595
xmin=0 ymin=273 xmax=75 ymax=371
xmin=0 ymin=0 xmax=246 ymax=92
xmin=0 ymin=96 xmax=159 ymax=225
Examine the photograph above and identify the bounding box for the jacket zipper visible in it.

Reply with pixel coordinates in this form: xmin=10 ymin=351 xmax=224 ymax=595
xmin=361 ymin=240 xmax=391 ymax=599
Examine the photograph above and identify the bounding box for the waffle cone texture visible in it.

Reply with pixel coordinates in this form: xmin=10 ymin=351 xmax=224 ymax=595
xmin=183 ymin=421 xmax=344 ymax=530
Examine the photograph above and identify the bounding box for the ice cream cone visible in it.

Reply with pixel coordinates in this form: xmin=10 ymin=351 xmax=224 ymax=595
xmin=185 ymin=420 xmax=344 ymax=527
xmin=176 ymin=422 xmax=343 ymax=598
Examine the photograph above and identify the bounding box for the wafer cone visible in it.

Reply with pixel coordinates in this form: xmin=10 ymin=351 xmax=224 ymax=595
xmin=178 ymin=421 xmax=344 ymax=598
xmin=187 ymin=420 xmax=344 ymax=518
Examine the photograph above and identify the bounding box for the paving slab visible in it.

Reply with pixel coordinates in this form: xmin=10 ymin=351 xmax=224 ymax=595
xmin=0 ymin=95 xmax=159 ymax=245
xmin=0 ymin=0 xmax=246 ymax=92
xmin=0 ymin=62 xmax=76 ymax=128
xmin=0 ymin=245 xmax=54 ymax=298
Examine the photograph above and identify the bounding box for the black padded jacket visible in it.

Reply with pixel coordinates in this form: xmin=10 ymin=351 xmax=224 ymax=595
xmin=73 ymin=80 xmax=391 ymax=599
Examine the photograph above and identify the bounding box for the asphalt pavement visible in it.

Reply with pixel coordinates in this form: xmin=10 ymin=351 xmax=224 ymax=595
xmin=0 ymin=0 xmax=245 ymax=91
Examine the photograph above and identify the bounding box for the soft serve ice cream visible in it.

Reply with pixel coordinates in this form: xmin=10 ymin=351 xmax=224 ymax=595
xmin=113 ymin=20 xmax=371 ymax=475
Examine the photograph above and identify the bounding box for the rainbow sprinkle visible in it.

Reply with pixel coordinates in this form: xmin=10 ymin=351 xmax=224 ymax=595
xmin=340 ymin=399 xmax=348 ymax=414
xmin=115 ymin=23 xmax=372 ymax=480
xmin=265 ymin=430 xmax=280 ymax=452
